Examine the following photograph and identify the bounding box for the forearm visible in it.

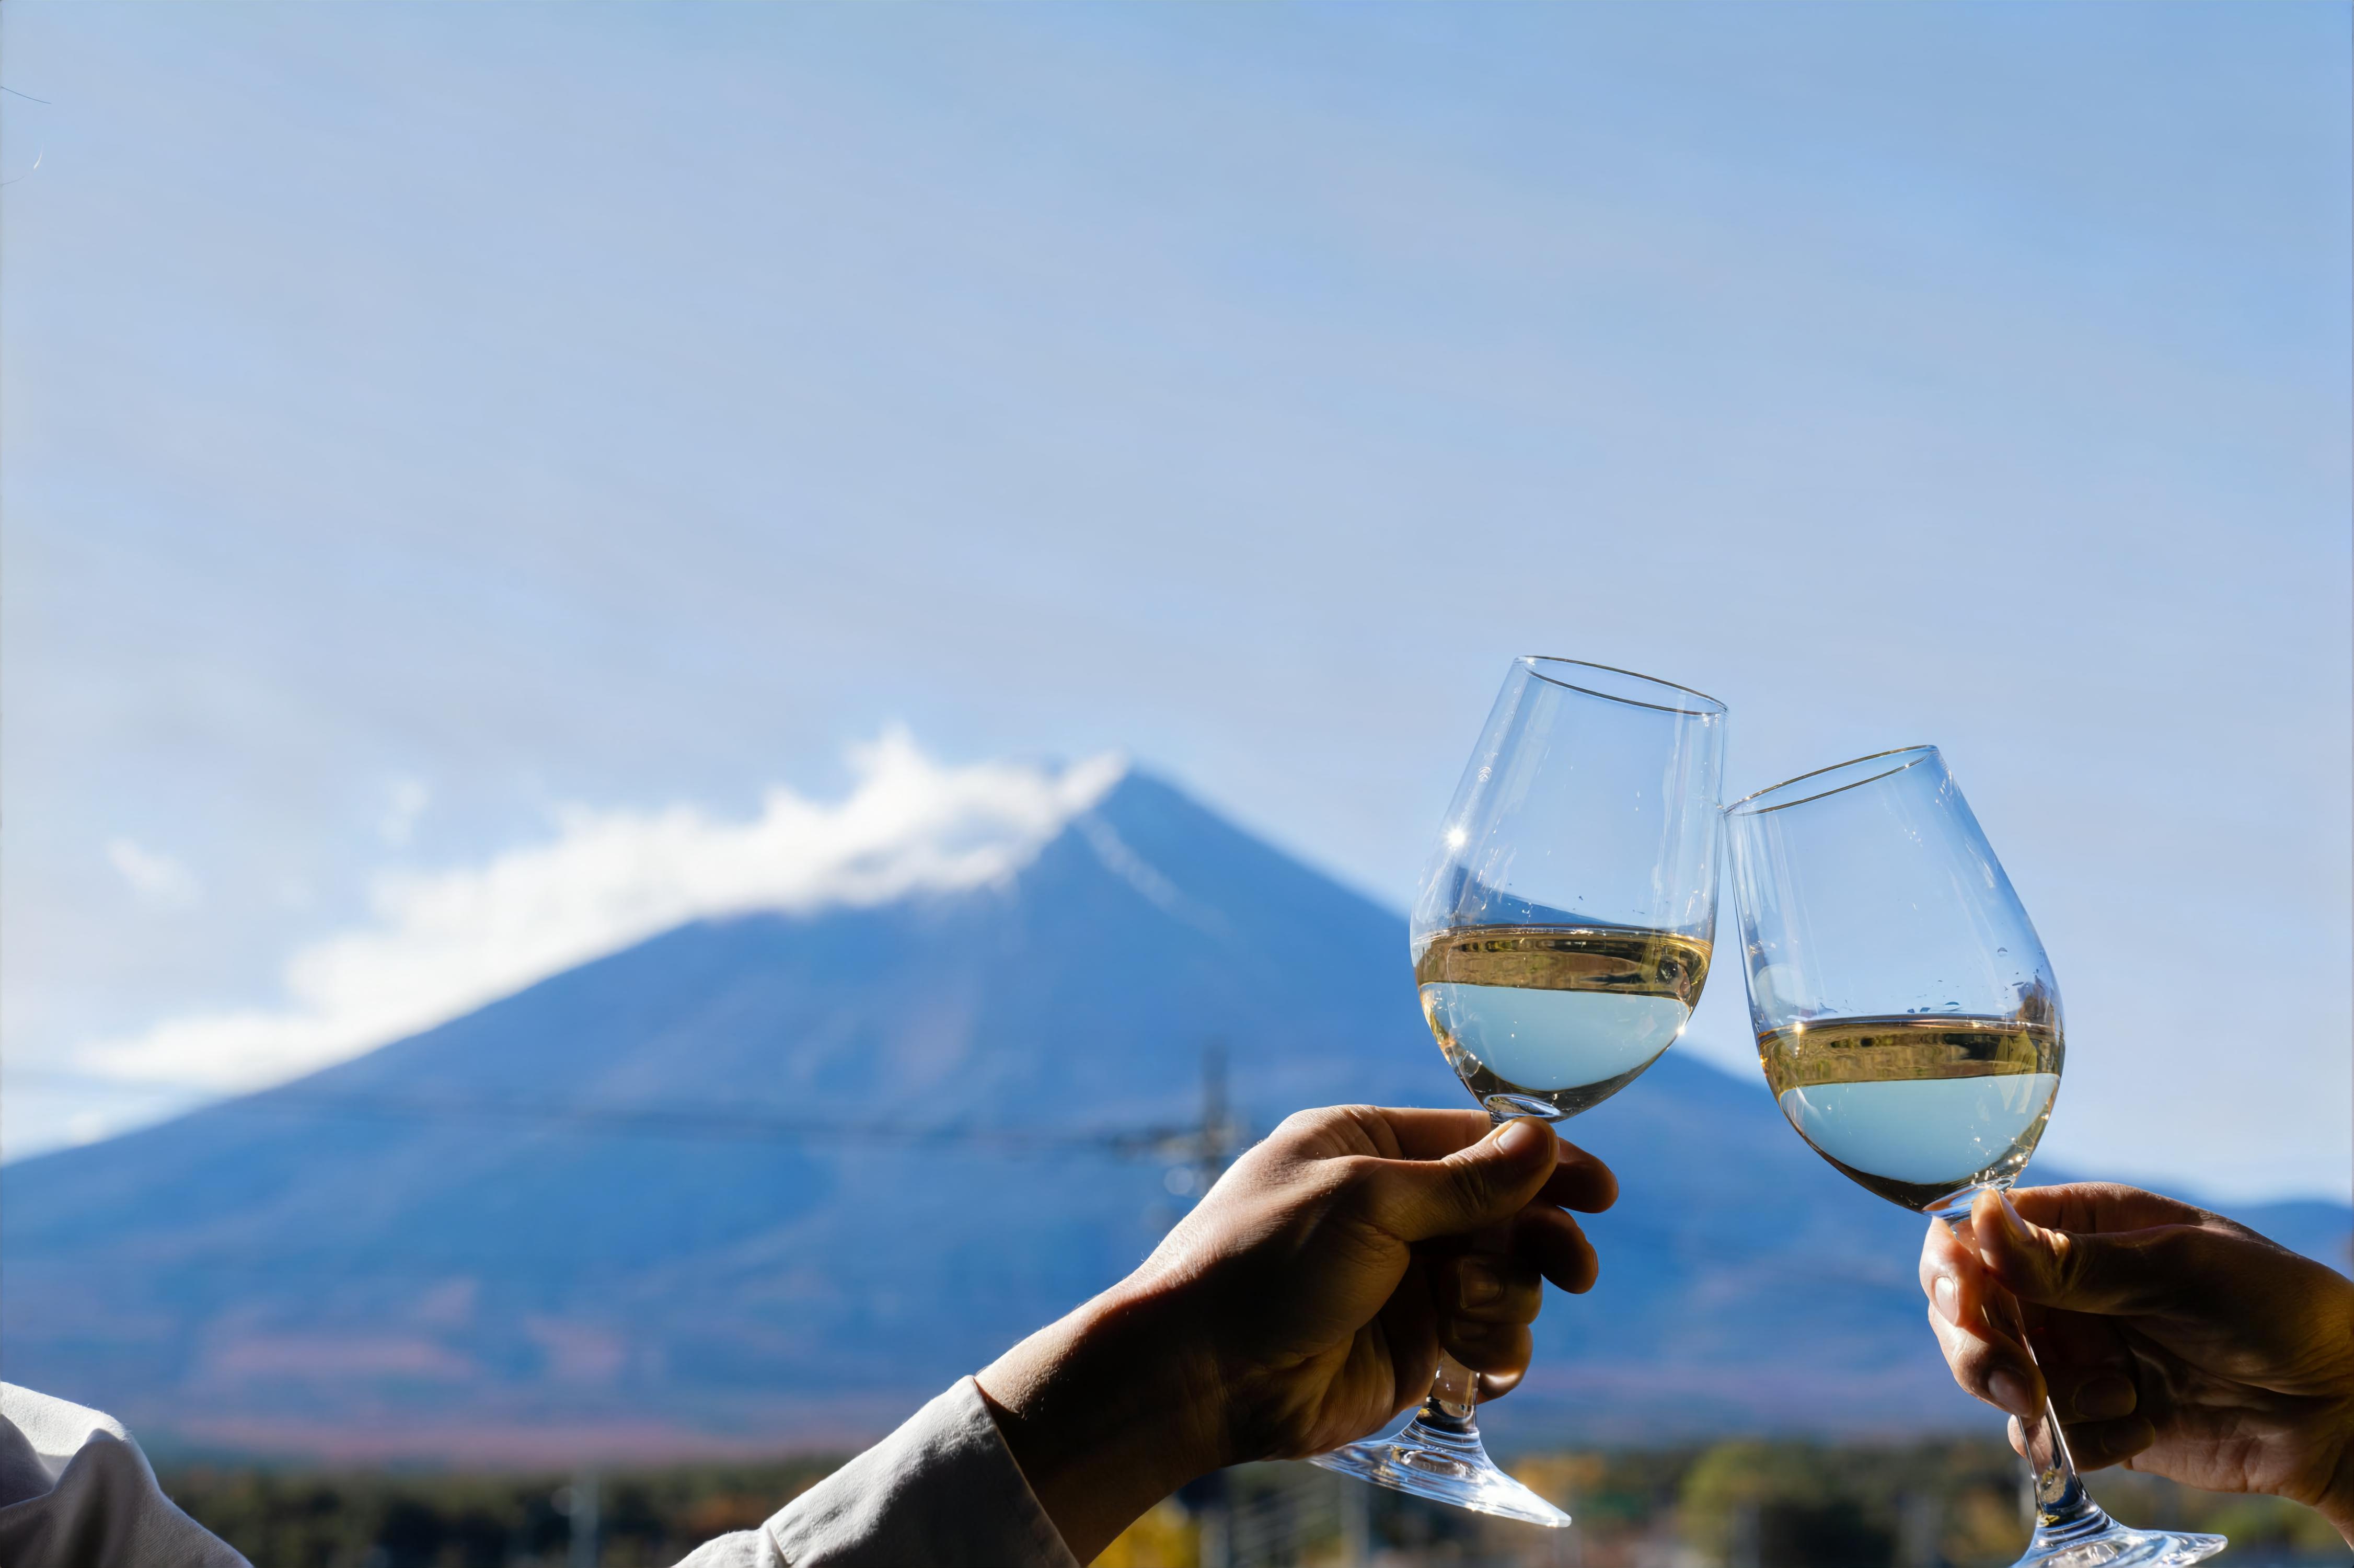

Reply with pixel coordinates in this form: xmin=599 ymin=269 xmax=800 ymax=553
xmin=976 ymin=1281 xmax=1225 ymax=1563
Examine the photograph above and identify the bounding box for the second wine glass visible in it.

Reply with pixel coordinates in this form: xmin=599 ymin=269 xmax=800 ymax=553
xmin=1311 ymin=655 xmax=1726 ymax=1526
xmin=1725 ymin=746 xmax=2225 ymax=1568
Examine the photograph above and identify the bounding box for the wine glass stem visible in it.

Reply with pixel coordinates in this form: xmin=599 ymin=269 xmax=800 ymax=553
xmin=1943 ymin=1217 xmax=2108 ymax=1541
xmin=1409 ymin=1106 xmax=1548 ymax=1440
xmin=1416 ymin=1352 xmax=1480 ymax=1434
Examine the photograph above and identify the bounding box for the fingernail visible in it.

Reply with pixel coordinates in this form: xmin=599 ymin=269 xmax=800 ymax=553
xmin=2073 ymin=1374 xmax=2137 ymax=1421
xmin=1931 ymin=1274 xmax=1957 ymax=1322
xmin=1988 ymin=1369 xmax=2037 ymax=1417
xmin=1494 ymin=1118 xmax=1548 ymax=1158
xmin=1459 ymin=1258 xmax=1503 ymax=1307
xmin=1452 ymin=1319 xmax=1494 ymax=1344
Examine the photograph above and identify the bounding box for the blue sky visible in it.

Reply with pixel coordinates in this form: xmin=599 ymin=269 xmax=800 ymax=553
xmin=3 ymin=3 xmax=2348 ymax=1200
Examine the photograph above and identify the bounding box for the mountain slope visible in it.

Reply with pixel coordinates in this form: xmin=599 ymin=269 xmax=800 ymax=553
xmin=4 ymin=773 xmax=2344 ymax=1461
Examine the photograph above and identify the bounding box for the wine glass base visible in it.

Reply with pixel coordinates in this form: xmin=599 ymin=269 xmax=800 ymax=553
xmin=1309 ymin=1419 xmax=1572 ymax=1528
xmin=2011 ymin=1524 xmax=2227 ymax=1567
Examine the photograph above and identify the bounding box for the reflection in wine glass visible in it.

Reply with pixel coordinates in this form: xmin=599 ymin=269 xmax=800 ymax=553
xmin=1726 ymin=746 xmax=2224 ymax=1568
xmin=1312 ymin=656 xmax=1726 ymax=1527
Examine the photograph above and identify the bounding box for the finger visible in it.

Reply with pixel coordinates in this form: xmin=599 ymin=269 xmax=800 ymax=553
xmin=1441 ymin=1317 xmax=1532 ymax=1384
xmin=1926 ymin=1304 xmax=2044 ymax=1419
xmin=2059 ymin=1414 xmax=2157 ymax=1472
xmin=2025 ymin=1309 xmax=2141 ymax=1424
xmin=2008 ymin=1182 xmax=2210 ymax=1238
xmin=1368 ymin=1109 xmax=1618 ymax=1215
xmin=2052 ymin=1369 xmax=2140 ymax=1424
xmin=1375 ymin=1261 xmax=1442 ymax=1417
xmin=1436 ymin=1252 xmax=1544 ymax=1327
xmin=1370 ymin=1107 xmax=1522 ymax=1161
xmin=1356 ymin=1117 xmax=1559 ymax=1242
xmin=1533 ymin=1137 xmax=1618 ymax=1214
xmin=1970 ymin=1190 xmax=2209 ymax=1317
xmin=1513 ymin=1206 xmax=1599 ymax=1295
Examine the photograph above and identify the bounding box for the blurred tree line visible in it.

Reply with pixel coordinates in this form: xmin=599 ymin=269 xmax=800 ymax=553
xmin=158 ymin=1436 xmax=2345 ymax=1568
xmin=156 ymin=1456 xmax=836 ymax=1568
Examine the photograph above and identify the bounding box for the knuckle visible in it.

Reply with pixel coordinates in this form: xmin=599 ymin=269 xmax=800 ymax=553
xmin=1451 ymin=1147 xmax=1509 ymax=1201
xmin=1291 ymin=1104 xmax=1406 ymax=1160
xmin=1930 ymin=1312 xmax=1969 ymax=1380
xmin=1325 ymin=1156 xmax=1392 ymax=1217
xmin=1931 ymin=1313 xmax=1989 ymax=1385
xmin=2046 ymin=1227 xmax=2081 ymax=1289
xmin=1274 ymin=1106 xmax=1346 ymax=1142
xmin=2156 ymin=1223 xmax=2220 ymax=1273
xmin=2045 ymin=1226 xmax=2105 ymax=1299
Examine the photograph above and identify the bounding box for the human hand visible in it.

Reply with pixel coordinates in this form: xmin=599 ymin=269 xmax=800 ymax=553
xmin=977 ymin=1106 xmax=1614 ymax=1559
xmin=1921 ymin=1184 xmax=2354 ymax=1543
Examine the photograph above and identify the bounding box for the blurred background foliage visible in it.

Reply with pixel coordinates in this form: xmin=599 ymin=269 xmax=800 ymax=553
xmin=159 ymin=1435 xmax=2346 ymax=1568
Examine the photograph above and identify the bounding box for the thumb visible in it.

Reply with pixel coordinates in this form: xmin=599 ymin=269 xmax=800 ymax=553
xmin=1361 ymin=1116 xmax=1558 ymax=1242
xmin=1971 ymin=1190 xmax=2189 ymax=1317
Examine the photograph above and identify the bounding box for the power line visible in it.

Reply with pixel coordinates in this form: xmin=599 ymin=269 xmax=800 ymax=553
xmin=8 ymin=1058 xmax=1250 ymax=1166
xmin=222 ymin=1086 xmax=1209 ymax=1158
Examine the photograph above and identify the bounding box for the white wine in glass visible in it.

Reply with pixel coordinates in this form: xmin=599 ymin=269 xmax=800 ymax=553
xmin=1312 ymin=656 xmax=1726 ymax=1528
xmin=1417 ymin=924 xmax=1711 ymax=1119
xmin=1726 ymin=746 xmax=2224 ymax=1568
xmin=1758 ymin=1011 xmax=2062 ymax=1210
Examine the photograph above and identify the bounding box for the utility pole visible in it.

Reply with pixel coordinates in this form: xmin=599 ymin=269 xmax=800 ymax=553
xmin=1175 ymin=1041 xmax=1247 ymax=1568
xmin=1194 ymin=1040 xmax=1240 ymax=1201
xmin=566 ymin=1470 xmax=601 ymax=1568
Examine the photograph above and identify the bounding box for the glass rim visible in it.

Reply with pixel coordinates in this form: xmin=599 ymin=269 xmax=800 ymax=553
xmin=1726 ymin=745 xmax=1941 ymax=816
xmin=1519 ymin=655 xmax=1726 ymax=718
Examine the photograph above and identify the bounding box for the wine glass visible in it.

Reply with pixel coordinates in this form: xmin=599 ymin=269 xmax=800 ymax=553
xmin=1724 ymin=746 xmax=2225 ymax=1568
xmin=1312 ymin=655 xmax=1727 ymax=1527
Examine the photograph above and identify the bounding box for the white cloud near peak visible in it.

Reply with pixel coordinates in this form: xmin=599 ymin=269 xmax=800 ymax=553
xmin=105 ymin=838 xmax=201 ymax=910
xmin=82 ymin=732 xmax=1125 ymax=1092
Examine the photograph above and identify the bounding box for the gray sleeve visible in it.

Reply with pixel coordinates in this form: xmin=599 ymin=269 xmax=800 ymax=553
xmin=675 ymin=1378 xmax=1079 ymax=1568
xmin=0 ymin=1387 xmax=250 ymax=1568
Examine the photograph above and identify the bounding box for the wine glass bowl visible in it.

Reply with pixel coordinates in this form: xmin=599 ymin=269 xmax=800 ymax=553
xmin=1725 ymin=746 xmax=2225 ymax=1568
xmin=1727 ymin=746 xmax=2066 ymax=1217
xmin=1411 ymin=658 xmax=1726 ymax=1124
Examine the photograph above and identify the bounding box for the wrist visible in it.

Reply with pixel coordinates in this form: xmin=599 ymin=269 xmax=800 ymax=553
xmin=976 ymin=1277 xmax=1225 ymax=1561
xmin=2318 ymin=1404 xmax=2354 ymax=1547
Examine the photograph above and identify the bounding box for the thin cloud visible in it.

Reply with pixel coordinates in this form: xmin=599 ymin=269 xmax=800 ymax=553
xmin=105 ymin=838 xmax=201 ymax=911
xmin=379 ymin=778 xmax=431 ymax=847
xmin=82 ymin=731 xmax=1124 ymax=1093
